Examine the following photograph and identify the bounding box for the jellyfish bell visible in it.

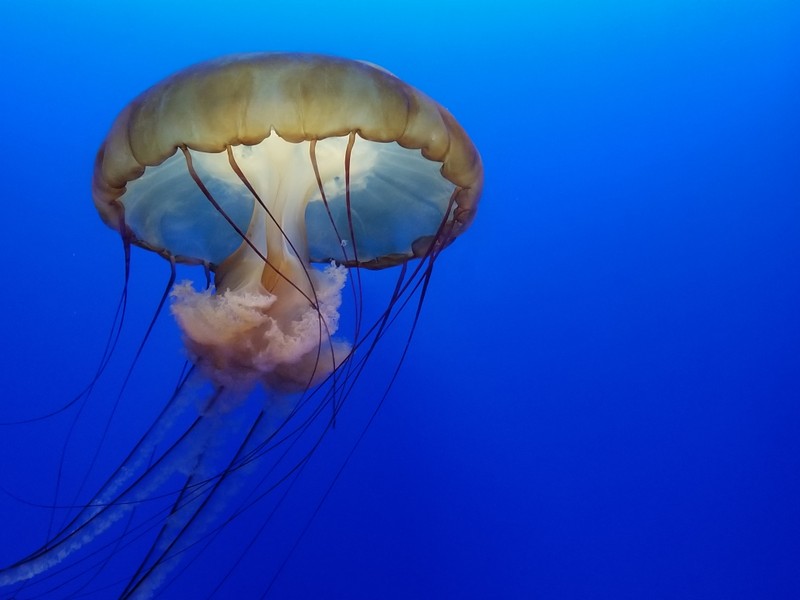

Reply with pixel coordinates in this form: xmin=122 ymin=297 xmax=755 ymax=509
xmin=94 ymin=52 xmax=480 ymax=393
xmin=2 ymin=53 xmax=482 ymax=597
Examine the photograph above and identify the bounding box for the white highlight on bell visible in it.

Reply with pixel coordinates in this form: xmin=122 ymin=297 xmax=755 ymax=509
xmin=171 ymin=263 xmax=351 ymax=393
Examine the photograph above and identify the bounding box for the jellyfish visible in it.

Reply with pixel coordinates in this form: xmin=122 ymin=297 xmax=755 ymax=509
xmin=0 ymin=53 xmax=482 ymax=598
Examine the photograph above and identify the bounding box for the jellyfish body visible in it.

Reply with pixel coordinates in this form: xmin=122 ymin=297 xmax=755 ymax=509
xmin=1 ymin=53 xmax=482 ymax=597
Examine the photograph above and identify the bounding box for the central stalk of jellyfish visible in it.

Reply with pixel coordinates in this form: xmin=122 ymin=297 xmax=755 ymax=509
xmin=170 ymin=134 xmax=355 ymax=393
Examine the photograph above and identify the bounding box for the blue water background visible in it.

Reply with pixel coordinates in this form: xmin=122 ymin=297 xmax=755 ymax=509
xmin=0 ymin=1 xmax=798 ymax=598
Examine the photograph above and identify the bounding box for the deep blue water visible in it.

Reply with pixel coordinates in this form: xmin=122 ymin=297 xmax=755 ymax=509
xmin=1 ymin=1 xmax=799 ymax=598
